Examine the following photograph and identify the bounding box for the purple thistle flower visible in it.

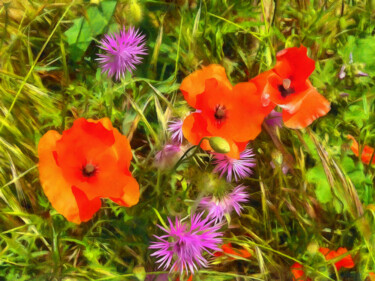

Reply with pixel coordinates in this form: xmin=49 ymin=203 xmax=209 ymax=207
xmin=340 ymin=92 xmax=350 ymax=98
xmin=97 ymin=26 xmax=147 ymax=80
xmin=149 ymin=213 xmax=223 ymax=275
xmin=199 ymin=185 xmax=249 ymax=223
xmin=338 ymin=65 xmax=346 ymax=79
xmin=168 ymin=119 xmax=184 ymax=145
xmin=270 ymin=160 xmax=289 ymax=175
xmin=154 ymin=144 xmax=182 ymax=170
xmin=212 ymin=148 xmax=256 ymax=182
xmin=265 ymin=110 xmax=283 ymax=128
xmin=349 ymin=52 xmax=353 ymax=64
xmin=356 ymin=70 xmax=369 ymax=77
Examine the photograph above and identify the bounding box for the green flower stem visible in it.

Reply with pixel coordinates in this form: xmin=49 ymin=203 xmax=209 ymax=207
xmin=172 ymin=137 xmax=210 ymax=171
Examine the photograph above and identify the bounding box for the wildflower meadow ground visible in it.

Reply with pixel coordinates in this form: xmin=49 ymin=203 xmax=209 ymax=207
xmin=0 ymin=0 xmax=375 ymax=280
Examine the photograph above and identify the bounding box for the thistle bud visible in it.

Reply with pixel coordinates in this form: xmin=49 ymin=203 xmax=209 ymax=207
xmin=209 ymin=137 xmax=230 ymax=154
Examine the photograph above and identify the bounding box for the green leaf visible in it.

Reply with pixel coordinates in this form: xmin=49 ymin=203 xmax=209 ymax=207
xmin=307 ymin=165 xmax=333 ymax=204
xmin=64 ymin=0 xmax=117 ymax=62
xmin=64 ymin=17 xmax=92 ymax=61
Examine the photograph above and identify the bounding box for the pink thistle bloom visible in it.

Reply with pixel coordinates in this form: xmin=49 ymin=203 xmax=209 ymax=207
xmin=97 ymin=26 xmax=147 ymax=80
xmin=199 ymin=185 xmax=249 ymax=223
xmin=168 ymin=119 xmax=184 ymax=145
xmin=265 ymin=110 xmax=283 ymax=128
xmin=212 ymin=148 xmax=256 ymax=182
xmin=154 ymin=144 xmax=182 ymax=170
xmin=149 ymin=213 xmax=223 ymax=275
xmin=270 ymin=160 xmax=290 ymax=175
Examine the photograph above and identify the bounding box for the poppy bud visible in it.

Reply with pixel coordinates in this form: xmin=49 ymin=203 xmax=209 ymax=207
xmin=209 ymin=137 xmax=230 ymax=154
xmin=124 ymin=0 xmax=143 ymax=24
xmin=307 ymin=241 xmax=319 ymax=254
xmin=133 ymin=265 xmax=146 ymax=281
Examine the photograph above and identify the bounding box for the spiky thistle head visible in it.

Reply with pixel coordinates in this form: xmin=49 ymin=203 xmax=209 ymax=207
xmin=212 ymin=148 xmax=256 ymax=182
xmin=199 ymin=185 xmax=249 ymax=223
xmin=168 ymin=119 xmax=184 ymax=145
xmin=97 ymin=26 xmax=147 ymax=80
xmin=149 ymin=213 xmax=223 ymax=275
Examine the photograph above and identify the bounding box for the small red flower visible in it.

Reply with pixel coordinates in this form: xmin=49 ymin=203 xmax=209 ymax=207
xmin=214 ymin=243 xmax=252 ymax=259
xmin=347 ymin=135 xmax=375 ymax=165
xmin=319 ymin=247 xmax=355 ymax=270
xmin=38 ymin=118 xmax=140 ymax=223
xmin=290 ymin=262 xmax=311 ymax=281
xmin=255 ymin=46 xmax=330 ymax=129
xmin=181 ymin=65 xmax=270 ymax=159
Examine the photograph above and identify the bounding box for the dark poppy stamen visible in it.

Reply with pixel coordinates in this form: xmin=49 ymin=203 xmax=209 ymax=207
xmin=278 ymin=78 xmax=295 ymax=97
xmin=214 ymin=105 xmax=226 ymax=121
xmin=82 ymin=163 xmax=97 ymax=177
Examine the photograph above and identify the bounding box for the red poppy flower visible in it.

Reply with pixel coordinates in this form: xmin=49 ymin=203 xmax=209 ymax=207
xmin=214 ymin=243 xmax=252 ymax=259
xmin=181 ymin=65 xmax=270 ymax=159
xmin=290 ymin=262 xmax=311 ymax=281
xmin=257 ymin=46 xmax=330 ymax=129
xmin=347 ymin=135 xmax=375 ymax=165
xmin=319 ymin=247 xmax=355 ymax=270
xmin=180 ymin=64 xmax=232 ymax=108
xmin=38 ymin=118 xmax=140 ymax=224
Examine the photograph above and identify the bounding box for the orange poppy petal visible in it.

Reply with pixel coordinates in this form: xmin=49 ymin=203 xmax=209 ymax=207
xmin=38 ymin=130 xmax=81 ymax=224
xmin=110 ymin=175 xmax=140 ymax=207
xmin=225 ymin=139 xmax=241 ymax=159
xmin=369 ymin=272 xmax=375 ymax=281
xmin=55 ymin=118 xmax=116 ymax=185
xmin=88 ymin=117 xmax=114 ymax=131
xmin=319 ymin=247 xmax=330 ymax=256
xmin=320 ymin=247 xmax=355 ymax=271
xmin=275 ymin=45 xmax=315 ymax=81
xmin=75 ymin=154 xmax=134 ymax=200
xmin=250 ymin=70 xmax=274 ymax=95
xmin=335 ymin=248 xmax=355 ymax=270
xmin=182 ymin=113 xmax=210 ymax=147
xmin=235 ymin=141 xmax=249 ymax=153
xmin=216 ymin=243 xmax=251 ymax=260
xmin=361 ymin=145 xmax=375 ymax=165
xmin=182 ymin=113 xmax=243 ymax=158
xmin=282 ymin=87 xmax=330 ymax=129
xmin=347 ymin=135 xmax=375 ymax=165
xmin=112 ymin=128 xmax=133 ymax=173
xmin=229 ymin=82 xmax=272 ymax=141
xmin=264 ymin=73 xmax=311 ymax=108
xmin=71 ymin=186 xmax=102 ymax=222
xmin=291 ymin=262 xmax=311 ymax=281
xmin=347 ymin=135 xmax=359 ymax=156
xmin=180 ymin=64 xmax=232 ymax=107
xmin=197 ymin=81 xmax=269 ymax=142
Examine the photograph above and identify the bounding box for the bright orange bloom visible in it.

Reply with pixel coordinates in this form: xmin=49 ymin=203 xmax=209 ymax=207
xmin=319 ymin=247 xmax=355 ymax=270
xmin=214 ymin=243 xmax=252 ymax=259
xmin=347 ymin=135 xmax=375 ymax=165
xmin=256 ymin=46 xmax=330 ymax=129
xmin=290 ymin=262 xmax=311 ymax=281
xmin=181 ymin=65 xmax=271 ymax=159
xmin=38 ymin=118 xmax=139 ymax=223
xmin=369 ymin=272 xmax=375 ymax=281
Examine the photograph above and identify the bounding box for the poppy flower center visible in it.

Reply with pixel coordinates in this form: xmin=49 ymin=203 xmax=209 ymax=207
xmin=214 ymin=105 xmax=227 ymax=121
xmin=278 ymin=78 xmax=295 ymax=98
xmin=82 ymin=163 xmax=97 ymax=177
